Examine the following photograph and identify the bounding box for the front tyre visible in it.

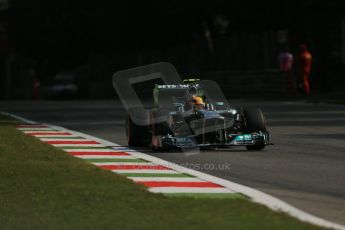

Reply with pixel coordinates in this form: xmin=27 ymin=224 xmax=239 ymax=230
xmin=244 ymin=107 xmax=267 ymax=150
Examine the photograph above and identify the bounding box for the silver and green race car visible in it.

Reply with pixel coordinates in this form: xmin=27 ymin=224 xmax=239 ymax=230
xmin=126 ymin=79 xmax=270 ymax=151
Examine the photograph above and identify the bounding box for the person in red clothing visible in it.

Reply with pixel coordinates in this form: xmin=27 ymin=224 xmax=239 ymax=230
xmin=295 ymin=44 xmax=312 ymax=96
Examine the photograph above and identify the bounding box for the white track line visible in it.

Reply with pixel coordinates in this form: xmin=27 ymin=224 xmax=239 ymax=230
xmin=4 ymin=112 xmax=345 ymax=230
xmin=40 ymin=138 xmax=89 ymax=141
xmin=129 ymin=177 xmax=204 ymax=182
xmin=50 ymin=144 xmax=105 ymax=147
xmin=74 ymin=155 xmax=136 ymax=159
xmin=64 ymin=148 xmax=124 ymax=152
xmin=113 ymin=169 xmax=180 ymax=174
xmin=92 ymin=162 xmax=156 ymax=166
xmin=23 ymin=131 xmax=69 ymax=134
xmin=149 ymin=187 xmax=234 ymax=194
xmin=1 ymin=112 xmax=38 ymax=124
xmin=29 ymin=134 xmax=80 ymax=138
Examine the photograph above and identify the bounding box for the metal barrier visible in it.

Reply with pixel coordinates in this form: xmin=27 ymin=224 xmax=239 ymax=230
xmin=200 ymin=70 xmax=292 ymax=98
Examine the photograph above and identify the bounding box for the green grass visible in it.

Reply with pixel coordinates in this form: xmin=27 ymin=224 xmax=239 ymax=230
xmin=0 ymin=114 xmax=326 ymax=230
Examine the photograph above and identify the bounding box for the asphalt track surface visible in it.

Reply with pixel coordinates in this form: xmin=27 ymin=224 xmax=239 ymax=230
xmin=1 ymin=100 xmax=345 ymax=225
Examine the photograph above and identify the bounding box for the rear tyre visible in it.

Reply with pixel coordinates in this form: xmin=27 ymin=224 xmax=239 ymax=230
xmin=244 ymin=107 xmax=267 ymax=150
xmin=126 ymin=108 xmax=151 ymax=147
xmin=152 ymin=110 xmax=172 ymax=135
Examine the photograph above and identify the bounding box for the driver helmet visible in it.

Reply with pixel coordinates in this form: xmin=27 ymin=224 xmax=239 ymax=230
xmin=192 ymin=95 xmax=204 ymax=109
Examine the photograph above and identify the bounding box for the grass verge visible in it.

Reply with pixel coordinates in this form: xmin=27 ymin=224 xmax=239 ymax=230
xmin=0 ymin=114 xmax=326 ymax=230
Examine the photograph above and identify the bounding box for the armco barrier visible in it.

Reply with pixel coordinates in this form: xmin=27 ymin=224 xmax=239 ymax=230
xmin=200 ymin=70 xmax=292 ymax=98
xmin=129 ymin=70 xmax=292 ymax=100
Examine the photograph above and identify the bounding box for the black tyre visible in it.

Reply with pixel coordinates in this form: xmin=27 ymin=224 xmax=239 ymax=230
xmin=152 ymin=110 xmax=172 ymax=136
xmin=126 ymin=108 xmax=151 ymax=147
xmin=151 ymin=110 xmax=172 ymax=151
xmin=244 ymin=107 xmax=267 ymax=150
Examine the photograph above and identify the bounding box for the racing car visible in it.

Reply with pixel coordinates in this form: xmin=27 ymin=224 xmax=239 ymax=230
xmin=126 ymin=80 xmax=269 ymax=151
